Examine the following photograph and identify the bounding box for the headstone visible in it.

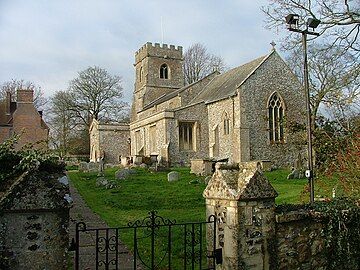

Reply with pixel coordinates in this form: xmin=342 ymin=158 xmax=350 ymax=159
xmin=96 ymin=177 xmax=108 ymax=187
xmin=115 ymin=168 xmax=136 ymax=180
xmin=96 ymin=177 xmax=118 ymax=189
xmin=58 ymin=176 xmax=69 ymax=186
xmin=287 ymin=167 xmax=304 ymax=179
xmin=139 ymin=163 xmax=147 ymax=168
xmin=157 ymin=155 xmax=162 ymax=165
xmin=134 ymin=156 xmax=143 ymax=165
xmin=79 ymin=162 xmax=88 ymax=172
xmin=88 ymin=162 xmax=98 ymax=172
xmin=167 ymin=171 xmax=179 ymax=182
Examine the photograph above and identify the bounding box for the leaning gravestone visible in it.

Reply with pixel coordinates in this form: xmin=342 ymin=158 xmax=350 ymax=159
xmin=168 ymin=171 xmax=179 ymax=182
xmin=115 ymin=168 xmax=136 ymax=180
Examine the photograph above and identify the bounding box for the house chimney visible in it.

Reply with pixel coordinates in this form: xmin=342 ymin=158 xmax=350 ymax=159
xmin=5 ymin=91 xmax=11 ymax=115
xmin=17 ymin=89 xmax=34 ymax=103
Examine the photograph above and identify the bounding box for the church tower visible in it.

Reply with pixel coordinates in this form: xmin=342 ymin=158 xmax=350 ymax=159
xmin=131 ymin=42 xmax=184 ymax=120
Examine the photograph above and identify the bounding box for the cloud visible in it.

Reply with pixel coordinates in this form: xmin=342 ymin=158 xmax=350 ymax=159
xmin=0 ymin=0 xmax=282 ymax=103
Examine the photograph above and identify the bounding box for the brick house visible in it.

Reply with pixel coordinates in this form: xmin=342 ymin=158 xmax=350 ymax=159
xmin=128 ymin=42 xmax=306 ymax=168
xmin=0 ymin=90 xmax=49 ymax=149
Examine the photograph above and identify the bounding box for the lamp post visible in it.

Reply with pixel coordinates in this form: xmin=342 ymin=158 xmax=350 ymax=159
xmin=285 ymin=14 xmax=321 ymax=204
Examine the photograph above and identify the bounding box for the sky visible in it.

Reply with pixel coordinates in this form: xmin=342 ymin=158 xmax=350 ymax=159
xmin=0 ymin=0 xmax=285 ymax=103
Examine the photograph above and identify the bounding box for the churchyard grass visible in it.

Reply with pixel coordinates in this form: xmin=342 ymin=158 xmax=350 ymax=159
xmin=68 ymin=167 xmax=334 ymax=267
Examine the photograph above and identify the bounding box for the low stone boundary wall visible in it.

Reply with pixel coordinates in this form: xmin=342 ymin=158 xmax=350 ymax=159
xmin=203 ymin=162 xmax=358 ymax=270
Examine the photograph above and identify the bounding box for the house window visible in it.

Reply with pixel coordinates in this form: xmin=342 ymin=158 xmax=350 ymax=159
xmin=223 ymin=114 xmax=230 ymax=135
xmin=160 ymin=64 xmax=168 ymax=79
xmin=268 ymin=92 xmax=285 ymax=143
xmin=179 ymin=122 xmax=194 ymax=151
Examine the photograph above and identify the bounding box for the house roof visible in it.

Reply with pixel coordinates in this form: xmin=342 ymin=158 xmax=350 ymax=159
xmin=191 ymin=51 xmax=273 ymax=104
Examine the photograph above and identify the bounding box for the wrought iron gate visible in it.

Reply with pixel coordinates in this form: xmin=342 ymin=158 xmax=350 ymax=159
xmin=73 ymin=211 xmax=222 ymax=269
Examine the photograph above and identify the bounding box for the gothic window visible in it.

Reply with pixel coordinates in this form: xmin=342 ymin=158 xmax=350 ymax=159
xmin=223 ymin=113 xmax=230 ymax=135
xmin=268 ymin=92 xmax=285 ymax=143
xmin=160 ymin=64 xmax=168 ymax=79
xmin=179 ymin=122 xmax=194 ymax=151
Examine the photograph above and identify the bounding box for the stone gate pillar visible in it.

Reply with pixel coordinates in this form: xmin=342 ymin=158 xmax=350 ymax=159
xmin=203 ymin=162 xmax=278 ymax=270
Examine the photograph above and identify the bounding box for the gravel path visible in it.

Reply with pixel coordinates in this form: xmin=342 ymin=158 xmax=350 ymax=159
xmin=68 ymin=178 xmax=136 ymax=269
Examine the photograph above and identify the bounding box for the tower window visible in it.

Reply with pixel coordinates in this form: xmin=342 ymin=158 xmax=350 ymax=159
xmin=268 ymin=92 xmax=285 ymax=143
xmin=160 ymin=64 xmax=168 ymax=79
xmin=139 ymin=67 xmax=143 ymax=82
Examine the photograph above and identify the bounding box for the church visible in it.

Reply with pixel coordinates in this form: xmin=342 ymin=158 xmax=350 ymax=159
xmin=128 ymin=42 xmax=306 ymax=167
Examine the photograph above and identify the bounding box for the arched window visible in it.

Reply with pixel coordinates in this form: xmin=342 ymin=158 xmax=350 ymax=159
xmin=268 ymin=92 xmax=285 ymax=143
xmin=160 ymin=64 xmax=168 ymax=79
xmin=223 ymin=113 xmax=230 ymax=135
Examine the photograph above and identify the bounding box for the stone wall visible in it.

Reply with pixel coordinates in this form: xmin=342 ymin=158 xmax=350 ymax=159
xmin=203 ymin=163 xmax=352 ymax=270
xmin=171 ymin=102 xmax=209 ymax=164
xmin=99 ymin=124 xmax=130 ymax=163
xmin=207 ymin=97 xmax=240 ymax=162
xmin=274 ymin=211 xmax=327 ymax=270
xmin=89 ymin=119 xmax=130 ymax=164
xmin=240 ymin=52 xmax=307 ymax=167
xmin=0 ymin=172 xmax=70 ymax=269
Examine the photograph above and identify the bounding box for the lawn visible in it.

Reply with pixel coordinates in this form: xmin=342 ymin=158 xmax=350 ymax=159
xmin=68 ymin=167 xmax=208 ymax=227
xmin=68 ymin=166 xmax=332 ymax=268
xmin=68 ymin=167 xmax=320 ymax=225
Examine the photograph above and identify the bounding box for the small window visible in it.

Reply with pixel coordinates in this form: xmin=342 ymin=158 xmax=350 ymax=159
xmin=223 ymin=114 xmax=230 ymax=135
xmin=160 ymin=64 xmax=168 ymax=79
xmin=268 ymin=92 xmax=285 ymax=143
xmin=139 ymin=67 xmax=143 ymax=82
xmin=179 ymin=122 xmax=194 ymax=151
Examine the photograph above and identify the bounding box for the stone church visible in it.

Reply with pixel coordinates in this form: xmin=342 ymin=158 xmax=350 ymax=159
xmin=129 ymin=42 xmax=306 ymax=167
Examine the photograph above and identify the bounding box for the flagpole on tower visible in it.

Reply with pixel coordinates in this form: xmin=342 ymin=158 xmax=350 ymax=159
xmin=161 ymin=16 xmax=164 ymax=45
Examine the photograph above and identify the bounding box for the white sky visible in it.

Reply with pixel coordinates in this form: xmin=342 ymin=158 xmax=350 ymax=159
xmin=0 ymin=0 xmax=285 ymax=103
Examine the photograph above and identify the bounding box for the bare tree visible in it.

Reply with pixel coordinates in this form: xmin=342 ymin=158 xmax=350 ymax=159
xmin=262 ymin=0 xmax=360 ymax=56
xmin=286 ymin=44 xmax=360 ymax=128
xmin=183 ymin=43 xmax=226 ymax=84
xmin=0 ymin=79 xmax=47 ymax=109
xmin=66 ymin=66 xmax=129 ymax=127
xmin=47 ymin=91 xmax=78 ymax=157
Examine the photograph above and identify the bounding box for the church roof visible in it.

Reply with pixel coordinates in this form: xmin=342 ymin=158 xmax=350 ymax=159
xmin=191 ymin=51 xmax=273 ymax=104
xmin=142 ymin=71 xmax=219 ymax=111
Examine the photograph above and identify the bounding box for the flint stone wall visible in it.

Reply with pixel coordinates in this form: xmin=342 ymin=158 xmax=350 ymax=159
xmin=203 ymin=163 xmax=343 ymax=270
xmin=0 ymin=172 xmax=70 ymax=270
xmin=274 ymin=211 xmax=327 ymax=270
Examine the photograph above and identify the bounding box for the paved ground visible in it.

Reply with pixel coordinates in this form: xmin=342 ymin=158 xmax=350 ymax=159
xmin=68 ymin=179 xmax=137 ymax=269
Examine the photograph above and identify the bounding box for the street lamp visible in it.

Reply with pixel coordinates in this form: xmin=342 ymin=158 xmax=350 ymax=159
xmin=285 ymin=14 xmax=321 ymax=204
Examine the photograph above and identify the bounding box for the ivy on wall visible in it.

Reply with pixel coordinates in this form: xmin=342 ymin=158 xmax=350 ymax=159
xmin=277 ymin=198 xmax=360 ymax=270
xmin=0 ymin=135 xmax=64 ymax=190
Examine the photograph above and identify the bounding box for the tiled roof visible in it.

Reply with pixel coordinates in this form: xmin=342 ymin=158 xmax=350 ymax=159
xmin=191 ymin=52 xmax=272 ymax=104
xmin=142 ymin=71 xmax=219 ymax=111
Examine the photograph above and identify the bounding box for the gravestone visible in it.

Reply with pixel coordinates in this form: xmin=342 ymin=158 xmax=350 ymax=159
xmin=167 ymin=171 xmax=179 ymax=182
xmin=79 ymin=162 xmax=88 ymax=172
xmin=115 ymin=168 xmax=136 ymax=180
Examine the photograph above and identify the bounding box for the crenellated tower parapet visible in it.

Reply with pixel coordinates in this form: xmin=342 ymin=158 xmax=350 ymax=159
xmin=135 ymin=42 xmax=183 ymax=65
xmin=131 ymin=42 xmax=184 ymax=121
